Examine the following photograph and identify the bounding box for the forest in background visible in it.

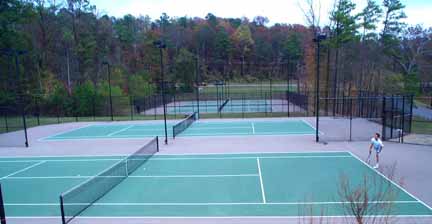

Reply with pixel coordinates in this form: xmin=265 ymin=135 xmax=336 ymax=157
xmin=1 ymin=0 xmax=431 ymax=112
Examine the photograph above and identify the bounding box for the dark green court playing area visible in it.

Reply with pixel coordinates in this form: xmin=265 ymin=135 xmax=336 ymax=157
xmin=42 ymin=120 xmax=316 ymax=141
xmin=168 ymin=99 xmax=272 ymax=113
xmin=0 ymin=152 xmax=431 ymax=220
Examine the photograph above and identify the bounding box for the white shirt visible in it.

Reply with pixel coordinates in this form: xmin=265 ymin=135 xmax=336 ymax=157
xmin=371 ymin=138 xmax=384 ymax=150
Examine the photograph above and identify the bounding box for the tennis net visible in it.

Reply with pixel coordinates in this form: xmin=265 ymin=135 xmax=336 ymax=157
xmin=60 ymin=136 xmax=159 ymax=224
xmin=218 ymin=99 xmax=230 ymax=112
xmin=173 ymin=112 xmax=197 ymax=138
xmin=0 ymin=184 xmax=5 ymax=224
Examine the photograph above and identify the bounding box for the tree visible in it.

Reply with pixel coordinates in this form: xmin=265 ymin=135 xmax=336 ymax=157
xmin=232 ymin=23 xmax=254 ymax=76
xmin=282 ymin=33 xmax=303 ymax=86
xmin=357 ymin=0 xmax=382 ymax=91
xmin=253 ymin=16 xmax=269 ymax=27
xmin=205 ymin=13 xmax=218 ymax=28
xmin=174 ymin=48 xmax=195 ymax=92
xmin=129 ymin=71 xmax=156 ymax=97
xmin=381 ymin=0 xmax=406 ymax=55
xmin=329 ymin=0 xmax=359 ymax=97
xmin=359 ymin=0 xmax=382 ymax=41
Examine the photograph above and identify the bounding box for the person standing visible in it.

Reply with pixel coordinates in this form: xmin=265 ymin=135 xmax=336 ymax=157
xmin=368 ymin=133 xmax=384 ymax=169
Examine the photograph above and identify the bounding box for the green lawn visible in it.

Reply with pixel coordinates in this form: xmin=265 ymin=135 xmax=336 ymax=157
xmin=200 ymin=84 xmax=297 ymax=95
xmin=411 ymin=116 xmax=432 ymax=135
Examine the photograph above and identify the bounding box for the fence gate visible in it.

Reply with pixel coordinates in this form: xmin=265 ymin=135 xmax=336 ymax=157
xmin=382 ymin=95 xmax=413 ymax=142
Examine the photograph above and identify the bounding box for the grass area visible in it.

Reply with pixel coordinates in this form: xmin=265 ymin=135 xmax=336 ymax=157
xmin=199 ymin=112 xmax=305 ymax=119
xmin=200 ymin=84 xmax=297 ymax=95
xmin=411 ymin=116 xmax=432 ymax=135
xmin=414 ymin=98 xmax=431 ymax=108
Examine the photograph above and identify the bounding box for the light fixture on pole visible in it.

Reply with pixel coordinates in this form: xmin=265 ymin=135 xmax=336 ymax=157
xmin=153 ymin=40 xmax=168 ymax=145
xmin=313 ymin=33 xmax=327 ymax=143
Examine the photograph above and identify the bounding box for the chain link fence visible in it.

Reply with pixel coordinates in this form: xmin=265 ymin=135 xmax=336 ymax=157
xmin=1 ymin=82 xmax=431 ymax=147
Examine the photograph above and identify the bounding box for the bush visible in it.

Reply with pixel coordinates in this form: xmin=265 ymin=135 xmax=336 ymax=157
xmin=129 ymin=71 xmax=156 ymax=97
xmin=404 ymin=73 xmax=420 ymax=95
xmin=72 ymin=81 xmax=97 ymax=116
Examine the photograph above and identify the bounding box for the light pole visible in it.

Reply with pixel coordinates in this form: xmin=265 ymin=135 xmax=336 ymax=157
xmin=195 ymin=50 xmax=200 ymax=118
xmin=102 ymin=61 xmax=114 ymax=121
xmin=313 ymin=33 xmax=327 ymax=142
xmin=154 ymin=40 xmax=168 ymax=145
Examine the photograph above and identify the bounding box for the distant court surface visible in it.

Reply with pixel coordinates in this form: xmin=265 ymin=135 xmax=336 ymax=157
xmin=0 ymin=152 xmax=431 ymax=221
xmin=168 ymin=99 xmax=273 ymax=113
xmin=41 ymin=120 xmax=316 ymax=141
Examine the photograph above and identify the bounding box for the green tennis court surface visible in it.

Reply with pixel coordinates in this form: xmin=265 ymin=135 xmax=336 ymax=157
xmin=168 ymin=99 xmax=272 ymax=113
xmin=42 ymin=120 xmax=315 ymax=141
xmin=0 ymin=152 xmax=431 ymax=219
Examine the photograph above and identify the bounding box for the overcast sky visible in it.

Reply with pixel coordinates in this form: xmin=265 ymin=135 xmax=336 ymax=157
xmin=89 ymin=0 xmax=432 ymax=27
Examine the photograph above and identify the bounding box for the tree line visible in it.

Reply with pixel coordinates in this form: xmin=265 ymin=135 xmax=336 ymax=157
xmin=0 ymin=0 xmax=431 ymax=110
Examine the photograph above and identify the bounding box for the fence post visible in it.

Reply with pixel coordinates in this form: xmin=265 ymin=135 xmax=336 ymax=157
xmin=349 ymin=98 xmax=353 ymax=141
xmin=0 ymin=184 xmax=6 ymax=224
xmin=153 ymin=95 xmax=157 ymax=120
xmin=390 ymin=96 xmax=394 ymax=139
xmin=92 ymin=95 xmax=96 ymax=121
xmin=56 ymin=105 xmax=60 ymax=124
xmin=130 ymin=96 xmax=134 ymax=120
xmin=270 ymin=79 xmax=273 ymax=115
xmin=143 ymin=96 xmax=146 ymax=116
xmin=36 ymin=96 xmax=40 ymax=126
xmin=74 ymin=96 xmax=78 ymax=122
xmin=409 ymin=95 xmax=414 ymax=134
xmin=4 ymin=113 xmax=8 ymax=132
xmin=287 ymin=91 xmax=290 ymax=117
xmin=382 ymin=96 xmax=386 ymax=141
xmin=242 ymin=95 xmax=245 ymax=119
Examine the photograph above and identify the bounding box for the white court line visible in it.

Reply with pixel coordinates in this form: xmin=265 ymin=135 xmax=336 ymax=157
xmin=4 ymin=200 xmax=421 ymax=206
xmin=107 ymin=125 xmax=135 ymax=136
xmin=0 ymin=158 xmax=121 ymax=163
xmin=348 ymin=151 xmax=432 ymax=211
xmin=5 ymin=174 xmax=259 ymax=180
xmin=6 ymin=215 xmax=432 ymax=219
xmin=301 ymin=119 xmax=324 ymax=135
xmin=256 ymin=158 xmax=266 ymax=203
xmin=0 ymin=155 xmax=352 ymax=164
xmin=180 ymin=131 xmax=315 ymax=136
xmin=0 ymin=161 xmax=46 ymax=180
xmin=38 ymin=124 xmax=94 ymax=141
xmin=0 ymin=151 xmax=349 ymax=159
xmin=42 ymin=131 xmax=317 ymax=140
xmin=131 ymin=126 xmax=251 ymax=131
xmin=251 ymin=122 xmax=255 ymax=134
xmin=149 ymin=155 xmax=351 ymax=160
xmin=40 ymin=136 xmax=157 ymax=141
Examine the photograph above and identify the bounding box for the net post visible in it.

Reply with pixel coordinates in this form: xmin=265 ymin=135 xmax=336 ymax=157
xmin=0 ymin=184 xmax=5 ymax=224
xmin=172 ymin=126 xmax=175 ymax=139
xmin=59 ymin=195 xmax=66 ymax=224
xmin=156 ymin=136 xmax=159 ymax=152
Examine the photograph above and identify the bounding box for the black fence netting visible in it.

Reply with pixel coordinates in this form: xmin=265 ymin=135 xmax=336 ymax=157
xmin=401 ymin=96 xmax=432 ymax=145
xmin=0 ymin=104 xmax=28 ymax=147
xmin=1 ymin=81 xmax=430 ymax=146
xmin=317 ymin=96 xmax=384 ymax=142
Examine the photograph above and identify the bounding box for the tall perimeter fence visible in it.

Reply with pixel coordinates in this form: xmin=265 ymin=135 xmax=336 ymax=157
xmin=1 ymin=82 xmax=431 ymax=147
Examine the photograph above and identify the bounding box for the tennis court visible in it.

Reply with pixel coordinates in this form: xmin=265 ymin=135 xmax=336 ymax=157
xmin=168 ymin=99 xmax=273 ymax=113
xmin=0 ymin=151 xmax=431 ymax=223
xmin=41 ymin=119 xmax=316 ymax=141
